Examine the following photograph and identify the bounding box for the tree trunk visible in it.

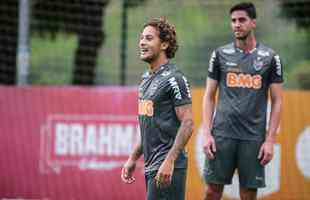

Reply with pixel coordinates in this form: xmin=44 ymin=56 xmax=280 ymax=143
xmin=72 ymin=1 xmax=106 ymax=85
xmin=0 ymin=1 xmax=18 ymax=84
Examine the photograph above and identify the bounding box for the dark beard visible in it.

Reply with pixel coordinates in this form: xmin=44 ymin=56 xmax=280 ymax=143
xmin=140 ymin=52 xmax=159 ymax=63
xmin=235 ymin=31 xmax=251 ymax=41
xmin=141 ymin=56 xmax=154 ymax=63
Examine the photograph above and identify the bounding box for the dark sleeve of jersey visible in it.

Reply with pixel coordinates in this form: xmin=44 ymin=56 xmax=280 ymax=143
xmin=207 ymin=50 xmax=221 ymax=81
xmin=167 ymin=73 xmax=192 ymax=107
xmin=269 ymin=54 xmax=284 ymax=84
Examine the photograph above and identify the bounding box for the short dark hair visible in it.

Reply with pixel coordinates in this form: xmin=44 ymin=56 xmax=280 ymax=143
xmin=144 ymin=17 xmax=178 ymax=59
xmin=230 ymin=2 xmax=257 ymax=19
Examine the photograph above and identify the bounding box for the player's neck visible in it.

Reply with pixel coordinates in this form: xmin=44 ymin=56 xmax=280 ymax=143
xmin=235 ymin=35 xmax=257 ymax=53
xmin=149 ymin=54 xmax=169 ymax=73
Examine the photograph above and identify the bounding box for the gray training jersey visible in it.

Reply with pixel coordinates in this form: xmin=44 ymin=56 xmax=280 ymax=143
xmin=208 ymin=43 xmax=283 ymax=141
xmin=138 ymin=63 xmax=192 ymax=173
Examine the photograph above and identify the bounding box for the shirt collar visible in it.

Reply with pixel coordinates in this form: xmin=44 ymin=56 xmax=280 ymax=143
xmin=149 ymin=62 xmax=170 ymax=75
xmin=234 ymin=42 xmax=259 ymax=54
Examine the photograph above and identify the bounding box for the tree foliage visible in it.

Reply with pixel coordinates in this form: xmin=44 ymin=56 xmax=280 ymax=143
xmin=32 ymin=0 xmax=146 ymax=85
xmin=279 ymin=0 xmax=310 ymax=29
xmin=0 ymin=0 xmax=147 ymax=85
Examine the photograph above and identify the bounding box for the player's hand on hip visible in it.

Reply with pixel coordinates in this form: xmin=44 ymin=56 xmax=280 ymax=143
xmin=258 ymin=140 xmax=274 ymax=166
xmin=203 ymin=134 xmax=216 ymax=160
xmin=155 ymin=158 xmax=174 ymax=188
xmin=121 ymin=158 xmax=136 ymax=184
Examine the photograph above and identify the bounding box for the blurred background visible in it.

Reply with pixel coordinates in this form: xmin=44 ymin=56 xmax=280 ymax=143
xmin=0 ymin=0 xmax=309 ymax=200
xmin=0 ymin=0 xmax=309 ymax=88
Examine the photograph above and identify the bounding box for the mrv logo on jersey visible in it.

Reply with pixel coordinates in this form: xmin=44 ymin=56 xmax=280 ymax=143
xmin=40 ymin=115 xmax=140 ymax=173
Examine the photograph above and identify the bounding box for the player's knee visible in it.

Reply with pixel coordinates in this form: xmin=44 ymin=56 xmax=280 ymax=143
xmin=240 ymin=187 xmax=257 ymax=200
xmin=204 ymin=184 xmax=223 ymax=200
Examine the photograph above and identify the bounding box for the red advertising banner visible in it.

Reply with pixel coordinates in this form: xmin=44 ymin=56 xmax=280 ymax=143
xmin=0 ymin=86 xmax=145 ymax=200
xmin=1 ymin=86 xmax=309 ymax=200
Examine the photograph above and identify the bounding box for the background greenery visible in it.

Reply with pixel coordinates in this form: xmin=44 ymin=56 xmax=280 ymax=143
xmin=29 ymin=0 xmax=310 ymax=88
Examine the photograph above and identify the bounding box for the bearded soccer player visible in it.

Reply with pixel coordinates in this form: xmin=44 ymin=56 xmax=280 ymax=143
xmin=202 ymin=2 xmax=283 ymax=200
xmin=121 ymin=17 xmax=194 ymax=200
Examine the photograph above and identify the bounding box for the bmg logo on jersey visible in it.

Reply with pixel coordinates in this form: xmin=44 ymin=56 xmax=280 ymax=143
xmin=226 ymin=72 xmax=262 ymax=89
xmin=138 ymin=100 xmax=154 ymax=116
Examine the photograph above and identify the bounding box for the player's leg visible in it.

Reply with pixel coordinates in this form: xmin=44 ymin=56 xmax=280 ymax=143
xmin=146 ymin=168 xmax=187 ymax=200
xmin=145 ymin=170 xmax=163 ymax=200
xmin=203 ymin=183 xmax=224 ymax=200
xmin=170 ymin=168 xmax=187 ymax=200
xmin=239 ymin=187 xmax=257 ymax=200
xmin=203 ymin=136 xmax=238 ymax=200
xmin=238 ymin=139 xmax=265 ymax=200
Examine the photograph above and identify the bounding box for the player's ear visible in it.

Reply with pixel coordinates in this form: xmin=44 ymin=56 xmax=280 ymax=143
xmin=161 ymin=42 xmax=169 ymax=50
xmin=252 ymin=19 xmax=257 ymax=29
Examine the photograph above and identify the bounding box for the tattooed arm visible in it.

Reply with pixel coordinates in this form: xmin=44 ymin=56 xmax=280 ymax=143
xmin=167 ymin=104 xmax=194 ymax=162
xmin=155 ymin=104 xmax=194 ymax=187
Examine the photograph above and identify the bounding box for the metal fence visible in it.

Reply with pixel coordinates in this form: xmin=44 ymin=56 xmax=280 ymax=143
xmin=0 ymin=0 xmax=309 ymax=87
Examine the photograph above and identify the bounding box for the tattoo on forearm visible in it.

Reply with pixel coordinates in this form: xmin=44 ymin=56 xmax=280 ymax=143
xmin=175 ymin=118 xmax=194 ymax=150
xmin=168 ymin=105 xmax=194 ymax=160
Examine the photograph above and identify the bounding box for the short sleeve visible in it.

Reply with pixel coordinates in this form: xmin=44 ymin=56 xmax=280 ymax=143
xmin=167 ymin=73 xmax=192 ymax=107
xmin=207 ymin=50 xmax=221 ymax=81
xmin=269 ymin=54 xmax=284 ymax=84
